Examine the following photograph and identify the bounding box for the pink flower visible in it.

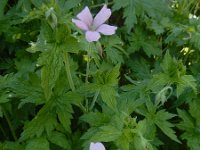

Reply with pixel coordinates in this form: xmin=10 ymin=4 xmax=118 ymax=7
xmin=89 ymin=142 xmax=106 ymax=150
xmin=72 ymin=5 xmax=117 ymax=42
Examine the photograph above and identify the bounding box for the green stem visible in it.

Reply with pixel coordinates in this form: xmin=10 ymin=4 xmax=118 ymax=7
xmin=85 ymin=55 xmax=90 ymax=83
xmin=85 ymin=98 xmax=89 ymax=112
xmin=0 ymin=123 xmax=7 ymax=139
xmin=89 ymin=90 xmax=100 ymax=111
xmin=85 ymin=44 xmax=92 ymax=111
xmin=63 ymin=52 xmax=75 ymax=91
xmin=91 ymin=2 xmax=114 ymax=8
xmin=79 ymin=103 xmax=87 ymax=113
xmin=85 ymin=43 xmax=92 ymax=83
xmin=63 ymin=52 xmax=87 ymax=113
xmin=2 ymin=108 xmax=17 ymax=141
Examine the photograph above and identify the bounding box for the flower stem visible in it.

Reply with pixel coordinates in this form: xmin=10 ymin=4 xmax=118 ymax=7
xmin=91 ymin=2 xmax=114 ymax=8
xmin=89 ymin=90 xmax=100 ymax=111
xmin=63 ymin=52 xmax=87 ymax=113
xmin=85 ymin=44 xmax=92 ymax=111
xmin=85 ymin=56 xmax=90 ymax=111
xmin=85 ymin=55 xmax=90 ymax=83
xmin=2 ymin=108 xmax=17 ymax=141
xmin=63 ymin=52 xmax=75 ymax=91
xmin=85 ymin=43 xmax=92 ymax=83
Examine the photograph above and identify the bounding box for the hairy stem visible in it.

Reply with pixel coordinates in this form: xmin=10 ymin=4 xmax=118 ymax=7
xmin=85 ymin=55 xmax=90 ymax=83
xmin=89 ymin=90 xmax=100 ymax=111
xmin=63 ymin=52 xmax=87 ymax=113
xmin=63 ymin=52 xmax=75 ymax=91
xmin=0 ymin=123 xmax=7 ymax=139
xmin=85 ymin=44 xmax=92 ymax=111
xmin=91 ymin=2 xmax=114 ymax=8
xmin=2 ymin=108 xmax=17 ymax=141
xmin=85 ymin=56 xmax=90 ymax=111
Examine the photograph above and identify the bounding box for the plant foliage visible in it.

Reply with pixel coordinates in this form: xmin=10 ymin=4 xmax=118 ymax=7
xmin=0 ymin=0 xmax=200 ymax=149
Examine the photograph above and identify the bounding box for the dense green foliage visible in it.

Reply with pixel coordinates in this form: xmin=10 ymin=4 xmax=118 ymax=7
xmin=0 ymin=0 xmax=200 ymax=149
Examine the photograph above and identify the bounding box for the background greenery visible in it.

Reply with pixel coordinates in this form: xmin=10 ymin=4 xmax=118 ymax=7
xmin=0 ymin=0 xmax=200 ymax=149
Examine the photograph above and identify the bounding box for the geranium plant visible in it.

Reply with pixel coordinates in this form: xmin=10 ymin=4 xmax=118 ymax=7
xmin=0 ymin=0 xmax=200 ymax=150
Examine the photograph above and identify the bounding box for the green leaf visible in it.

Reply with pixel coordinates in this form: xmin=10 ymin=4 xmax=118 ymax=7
xmin=150 ymin=20 xmax=165 ymax=35
xmin=115 ymin=129 xmax=132 ymax=150
xmin=149 ymin=74 xmax=169 ymax=94
xmin=142 ymin=41 xmax=161 ymax=57
xmin=0 ymin=106 xmax=2 ymax=117
xmin=161 ymin=51 xmax=175 ymax=73
xmin=78 ymin=83 xmax=100 ymax=93
xmin=26 ymin=23 xmax=54 ymax=53
xmin=113 ymin=0 xmax=129 ymax=10
xmin=165 ymin=27 xmax=184 ymax=44
xmin=19 ymin=103 xmax=57 ymax=141
xmin=56 ymin=98 xmax=73 ymax=133
xmin=30 ymin=24 xmax=80 ymax=101
xmin=102 ymin=36 xmax=128 ymax=64
xmin=133 ymin=136 xmax=154 ymax=150
xmin=0 ymin=0 xmax=8 ymax=18
xmin=190 ymin=32 xmax=200 ymax=51
xmin=55 ymin=92 xmax=83 ymax=133
xmin=160 ymin=51 xmax=186 ymax=79
xmin=16 ymin=0 xmax=32 ymax=12
xmin=88 ymin=65 xmax=120 ymax=109
xmin=129 ymin=27 xmax=161 ymax=56
xmin=154 ymin=110 xmax=180 ymax=143
xmin=57 ymin=108 xmax=72 ymax=133
xmin=106 ymin=64 xmax=120 ymax=86
xmin=80 ymin=112 xmax=110 ymax=127
xmin=102 ymin=36 xmax=125 ymax=64
xmin=25 ymin=137 xmax=49 ymax=150
xmin=96 ymin=64 xmax=120 ymax=86
xmin=0 ymin=74 xmax=16 ymax=89
xmin=113 ymin=0 xmax=170 ymax=33
xmin=38 ymin=47 xmax=63 ymax=100
xmin=189 ymin=100 xmax=200 ymax=124
xmin=127 ymin=57 xmax=151 ymax=79
xmin=149 ymin=51 xmax=196 ymax=96
xmin=113 ymin=0 xmax=138 ymax=33
xmin=48 ymin=131 xmax=71 ymax=149
xmin=100 ymin=86 xmax=117 ymax=110
xmin=177 ymin=108 xmax=200 ymax=150
xmin=123 ymin=0 xmax=138 ymax=32
xmin=177 ymin=109 xmax=194 ymax=130
xmin=106 ymin=48 xmax=124 ymax=64
xmin=13 ymin=73 xmax=45 ymax=108
xmin=177 ymin=75 xmax=196 ymax=97
xmin=0 ymin=91 xmax=10 ymax=104
xmin=63 ymin=0 xmax=82 ymax=12
xmin=58 ymin=36 xmax=81 ymax=54
xmin=14 ymin=58 xmax=35 ymax=75
xmin=91 ymin=125 xmax=122 ymax=142
xmin=0 ymin=141 xmax=23 ymax=150
xmin=117 ymin=93 xmax=145 ymax=115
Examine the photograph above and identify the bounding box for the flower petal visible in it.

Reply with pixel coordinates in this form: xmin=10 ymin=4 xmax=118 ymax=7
xmin=72 ymin=19 xmax=89 ymax=31
xmin=97 ymin=24 xmax=117 ymax=35
xmin=93 ymin=5 xmax=111 ymax=28
xmin=89 ymin=142 xmax=105 ymax=150
xmin=77 ymin=6 xmax=93 ymax=27
xmin=85 ymin=31 xmax=101 ymax=42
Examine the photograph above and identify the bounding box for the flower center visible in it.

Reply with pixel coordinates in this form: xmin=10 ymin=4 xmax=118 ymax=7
xmin=90 ymin=24 xmax=96 ymax=31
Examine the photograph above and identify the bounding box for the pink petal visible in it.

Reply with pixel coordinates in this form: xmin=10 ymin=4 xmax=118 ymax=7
xmin=97 ymin=24 xmax=117 ymax=35
xmin=85 ymin=31 xmax=101 ymax=42
xmin=93 ymin=5 xmax=111 ymax=28
xmin=72 ymin=19 xmax=89 ymax=31
xmin=89 ymin=142 xmax=105 ymax=150
xmin=77 ymin=6 xmax=93 ymax=27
